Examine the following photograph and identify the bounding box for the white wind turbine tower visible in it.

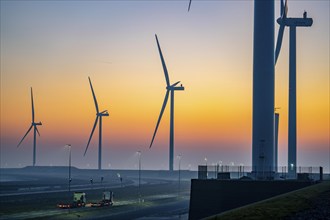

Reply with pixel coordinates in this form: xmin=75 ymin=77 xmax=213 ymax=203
xmin=84 ymin=77 xmax=109 ymax=170
xmin=17 ymin=87 xmax=42 ymax=166
xmin=149 ymin=34 xmax=185 ymax=171
xmin=274 ymin=0 xmax=313 ymax=177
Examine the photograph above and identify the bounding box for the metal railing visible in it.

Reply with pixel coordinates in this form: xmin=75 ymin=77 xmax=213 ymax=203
xmin=198 ymin=165 xmax=323 ymax=181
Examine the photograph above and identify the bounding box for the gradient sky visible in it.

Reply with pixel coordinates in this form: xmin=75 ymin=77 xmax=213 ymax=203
xmin=1 ymin=0 xmax=329 ymax=172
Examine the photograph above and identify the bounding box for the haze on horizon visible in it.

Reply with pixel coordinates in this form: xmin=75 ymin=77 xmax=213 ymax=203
xmin=1 ymin=1 xmax=329 ymax=172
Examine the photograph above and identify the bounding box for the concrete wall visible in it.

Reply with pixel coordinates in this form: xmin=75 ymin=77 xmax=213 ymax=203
xmin=189 ymin=179 xmax=314 ymax=220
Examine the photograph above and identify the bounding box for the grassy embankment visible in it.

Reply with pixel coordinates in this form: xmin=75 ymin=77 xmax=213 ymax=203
xmin=206 ymin=180 xmax=330 ymax=220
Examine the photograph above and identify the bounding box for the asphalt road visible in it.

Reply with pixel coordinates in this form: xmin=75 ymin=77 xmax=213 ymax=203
xmin=50 ymin=196 xmax=190 ymax=220
xmin=0 ymin=177 xmax=191 ymax=220
xmin=0 ymin=180 xmax=134 ymax=197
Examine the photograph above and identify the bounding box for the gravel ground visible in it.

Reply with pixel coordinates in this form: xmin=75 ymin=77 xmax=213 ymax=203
xmin=285 ymin=189 xmax=330 ymax=220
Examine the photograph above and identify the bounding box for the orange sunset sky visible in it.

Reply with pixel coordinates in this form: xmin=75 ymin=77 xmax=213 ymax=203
xmin=1 ymin=1 xmax=329 ymax=172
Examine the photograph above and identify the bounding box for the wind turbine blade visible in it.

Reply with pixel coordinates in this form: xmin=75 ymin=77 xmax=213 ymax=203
xmin=31 ymin=87 xmax=35 ymax=123
xmin=284 ymin=0 xmax=288 ymax=18
xmin=188 ymin=0 xmax=192 ymax=12
xmin=84 ymin=116 xmax=99 ymax=156
xmin=280 ymin=0 xmax=284 ymax=17
xmin=275 ymin=24 xmax=285 ymax=64
xmin=155 ymin=35 xmax=170 ymax=87
xmin=88 ymin=77 xmax=99 ymax=113
xmin=36 ymin=127 xmax=40 ymax=136
xmin=149 ymin=90 xmax=170 ymax=148
xmin=100 ymin=110 xmax=108 ymax=114
xmin=17 ymin=125 xmax=33 ymax=147
xmin=171 ymin=81 xmax=181 ymax=87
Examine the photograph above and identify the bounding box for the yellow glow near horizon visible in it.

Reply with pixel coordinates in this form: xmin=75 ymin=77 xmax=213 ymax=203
xmin=1 ymin=0 xmax=328 ymax=170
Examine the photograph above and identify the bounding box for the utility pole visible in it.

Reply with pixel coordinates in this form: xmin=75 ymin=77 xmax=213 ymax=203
xmin=177 ymin=155 xmax=182 ymax=198
xmin=65 ymin=144 xmax=72 ymax=193
xmin=137 ymin=151 xmax=142 ymax=202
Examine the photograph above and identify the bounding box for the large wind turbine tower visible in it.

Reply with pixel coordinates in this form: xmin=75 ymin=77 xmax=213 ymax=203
xmin=187 ymin=0 xmax=276 ymax=178
xmin=252 ymin=0 xmax=275 ymax=179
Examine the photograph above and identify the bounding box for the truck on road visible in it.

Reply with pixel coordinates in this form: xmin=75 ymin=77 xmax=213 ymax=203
xmin=91 ymin=191 xmax=114 ymax=207
xmin=57 ymin=192 xmax=86 ymax=209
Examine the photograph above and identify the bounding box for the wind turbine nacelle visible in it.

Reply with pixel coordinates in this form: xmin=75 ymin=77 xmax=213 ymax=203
xmin=286 ymin=18 xmax=313 ymax=27
xmin=167 ymin=86 xmax=185 ymax=91
xmin=33 ymin=122 xmax=42 ymax=125
xmin=277 ymin=17 xmax=313 ymax=27
xmin=174 ymin=86 xmax=185 ymax=91
xmin=98 ymin=111 xmax=109 ymax=116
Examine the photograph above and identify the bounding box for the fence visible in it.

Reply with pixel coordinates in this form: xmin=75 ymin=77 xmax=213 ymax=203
xmin=198 ymin=165 xmax=323 ymax=181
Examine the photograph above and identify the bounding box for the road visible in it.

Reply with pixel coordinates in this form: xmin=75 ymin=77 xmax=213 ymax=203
xmin=0 ymin=168 xmax=192 ymax=219
xmin=0 ymin=178 xmax=164 ymax=197
xmin=0 ymin=193 xmax=190 ymax=220
xmin=96 ymin=199 xmax=189 ymax=220
xmin=0 ymin=177 xmax=191 ymax=220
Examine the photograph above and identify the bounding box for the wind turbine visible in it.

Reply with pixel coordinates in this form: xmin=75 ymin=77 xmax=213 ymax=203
xmin=274 ymin=0 xmax=313 ymax=177
xmin=84 ymin=77 xmax=109 ymax=170
xmin=188 ymin=0 xmax=192 ymax=12
xmin=149 ymin=34 xmax=185 ymax=171
xmin=17 ymin=87 xmax=42 ymax=166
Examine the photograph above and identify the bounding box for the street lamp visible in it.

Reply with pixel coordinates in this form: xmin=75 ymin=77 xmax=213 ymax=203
xmin=64 ymin=144 xmax=72 ymax=193
xmin=239 ymin=163 xmax=244 ymax=178
xmin=136 ymin=151 xmax=142 ymax=202
xmin=204 ymin=157 xmax=208 ymax=178
xmin=117 ymin=173 xmax=122 ymax=187
xmin=290 ymin=163 xmax=294 ymax=170
xmin=177 ymin=155 xmax=182 ymax=198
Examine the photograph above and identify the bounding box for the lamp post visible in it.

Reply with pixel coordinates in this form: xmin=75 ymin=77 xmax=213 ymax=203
xmin=65 ymin=144 xmax=72 ymax=193
xmin=137 ymin=151 xmax=142 ymax=202
xmin=290 ymin=163 xmax=296 ymax=179
xmin=177 ymin=155 xmax=182 ymax=198
xmin=117 ymin=173 xmax=122 ymax=187
xmin=204 ymin=157 xmax=208 ymax=178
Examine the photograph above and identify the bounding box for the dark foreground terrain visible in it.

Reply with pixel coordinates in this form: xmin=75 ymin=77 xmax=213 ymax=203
xmin=206 ymin=180 xmax=330 ymax=220
xmin=0 ymin=167 xmax=194 ymax=219
xmin=1 ymin=167 xmax=329 ymax=219
xmin=284 ymin=185 xmax=330 ymax=220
